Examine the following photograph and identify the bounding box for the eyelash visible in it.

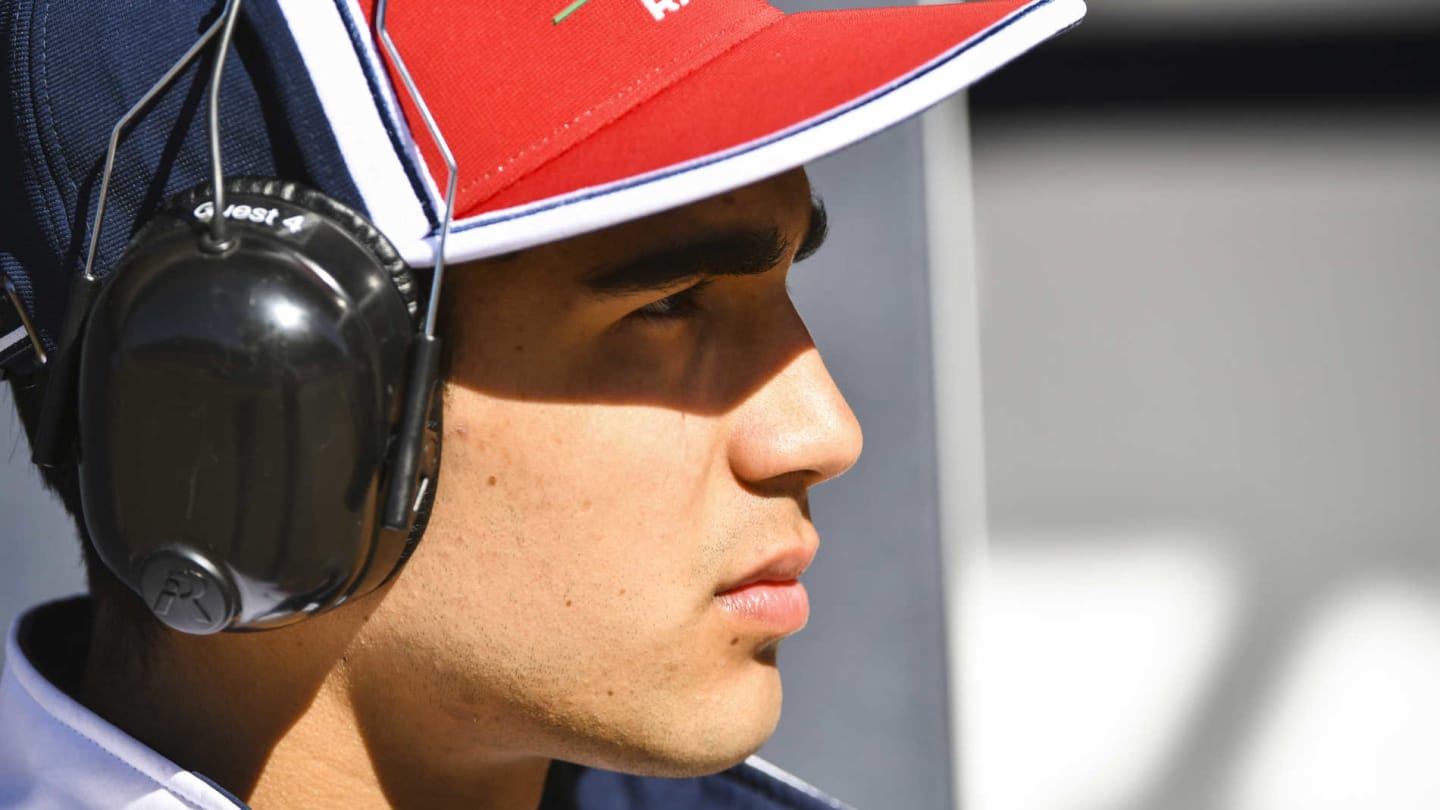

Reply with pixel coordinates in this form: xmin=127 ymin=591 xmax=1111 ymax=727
xmin=630 ymin=280 xmax=712 ymax=322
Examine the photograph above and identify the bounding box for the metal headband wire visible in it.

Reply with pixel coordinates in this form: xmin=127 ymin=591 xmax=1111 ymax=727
xmin=2 ymin=274 xmax=46 ymax=364
xmin=205 ymin=0 xmax=246 ymax=249
xmin=83 ymin=1 xmax=239 ymax=282
xmin=84 ymin=0 xmax=452 ymax=334
xmin=376 ymin=0 xmax=458 ymax=340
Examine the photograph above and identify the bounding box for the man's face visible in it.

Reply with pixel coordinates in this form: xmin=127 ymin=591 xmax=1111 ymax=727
xmin=342 ymin=169 xmax=862 ymax=778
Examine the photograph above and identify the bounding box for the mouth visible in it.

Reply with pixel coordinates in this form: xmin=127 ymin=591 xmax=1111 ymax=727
xmin=714 ymin=542 xmax=816 ymax=635
xmin=715 ymin=580 xmax=810 ymax=635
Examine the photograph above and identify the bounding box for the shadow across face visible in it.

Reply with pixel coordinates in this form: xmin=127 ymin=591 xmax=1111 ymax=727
xmin=437 ymin=169 xmax=833 ymax=417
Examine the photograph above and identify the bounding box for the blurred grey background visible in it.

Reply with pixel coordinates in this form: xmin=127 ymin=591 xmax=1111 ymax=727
xmin=963 ymin=0 xmax=1440 ymax=808
xmin=6 ymin=0 xmax=1440 ymax=808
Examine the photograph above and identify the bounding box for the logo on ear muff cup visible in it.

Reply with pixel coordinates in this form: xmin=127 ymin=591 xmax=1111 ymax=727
xmin=138 ymin=547 xmax=238 ymax=635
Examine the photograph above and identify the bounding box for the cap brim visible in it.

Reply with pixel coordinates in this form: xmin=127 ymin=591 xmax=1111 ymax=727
xmin=330 ymin=0 xmax=1086 ymax=265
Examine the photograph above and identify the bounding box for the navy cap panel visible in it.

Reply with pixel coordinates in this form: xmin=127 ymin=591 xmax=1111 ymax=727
xmin=0 ymin=0 xmax=362 ymax=352
xmin=1 ymin=1 xmax=56 ymax=348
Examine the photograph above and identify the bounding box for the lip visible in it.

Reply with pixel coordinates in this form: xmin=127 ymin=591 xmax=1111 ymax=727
xmin=714 ymin=543 xmax=816 ymax=634
xmin=715 ymin=580 xmax=810 ymax=634
xmin=716 ymin=543 xmax=816 ymax=594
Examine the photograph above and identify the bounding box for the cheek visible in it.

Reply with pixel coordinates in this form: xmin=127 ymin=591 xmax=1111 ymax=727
xmin=361 ymin=383 xmax=783 ymax=770
xmin=414 ymin=389 xmax=736 ymax=652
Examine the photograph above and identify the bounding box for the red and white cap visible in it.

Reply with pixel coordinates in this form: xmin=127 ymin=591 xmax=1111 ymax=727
xmin=281 ymin=0 xmax=1085 ymax=265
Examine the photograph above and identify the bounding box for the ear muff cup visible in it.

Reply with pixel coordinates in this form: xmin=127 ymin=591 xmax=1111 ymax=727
xmin=78 ymin=177 xmax=440 ymax=633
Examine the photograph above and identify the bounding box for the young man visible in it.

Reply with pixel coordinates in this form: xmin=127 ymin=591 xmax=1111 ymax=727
xmin=0 ymin=0 xmax=1082 ymax=807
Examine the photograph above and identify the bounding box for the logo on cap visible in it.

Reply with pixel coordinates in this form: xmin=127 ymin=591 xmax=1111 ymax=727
xmin=639 ymin=0 xmax=693 ymax=21
xmin=553 ymin=0 xmax=693 ymax=24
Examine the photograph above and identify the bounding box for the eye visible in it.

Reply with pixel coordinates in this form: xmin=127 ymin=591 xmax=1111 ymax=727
xmin=630 ymin=280 xmax=712 ymax=322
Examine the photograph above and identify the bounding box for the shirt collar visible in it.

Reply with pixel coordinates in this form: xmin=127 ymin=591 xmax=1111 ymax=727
xmin=1 ymin=597 xmax=247 ymax=809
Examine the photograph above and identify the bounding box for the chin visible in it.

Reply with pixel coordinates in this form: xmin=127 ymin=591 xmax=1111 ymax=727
xmin=609 ymin=726 xmax=776 ymax=780
xmin=569 ymin=667 xmax=785 ymax=779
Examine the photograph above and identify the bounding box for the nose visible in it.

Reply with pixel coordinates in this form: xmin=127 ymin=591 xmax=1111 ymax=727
xmin=727 ymin=339 xmax=864 ymax=492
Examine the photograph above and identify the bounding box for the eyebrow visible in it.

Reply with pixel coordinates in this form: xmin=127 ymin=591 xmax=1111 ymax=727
xmin=583 ymin=196 xmax=830 ymax=296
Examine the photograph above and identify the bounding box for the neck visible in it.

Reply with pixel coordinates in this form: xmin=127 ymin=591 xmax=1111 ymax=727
xmin=81 ymin=597 xmax=550 ymax=810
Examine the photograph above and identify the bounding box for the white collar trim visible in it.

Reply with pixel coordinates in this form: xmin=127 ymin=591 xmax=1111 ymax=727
xmin=0 ymin=600 xmax=242 ymax=809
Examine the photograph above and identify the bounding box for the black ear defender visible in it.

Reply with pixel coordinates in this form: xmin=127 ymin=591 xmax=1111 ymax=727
xmin=32 ymin=0 xmax=459 ymax=634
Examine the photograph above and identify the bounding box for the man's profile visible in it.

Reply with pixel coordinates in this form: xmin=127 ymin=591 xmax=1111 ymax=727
xmin=0 ymin=0 xmax=1082 ymax=807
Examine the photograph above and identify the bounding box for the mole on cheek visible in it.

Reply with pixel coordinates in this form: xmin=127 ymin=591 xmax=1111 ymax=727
xmin=487 ymin=476 xmax=497 ymax=486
